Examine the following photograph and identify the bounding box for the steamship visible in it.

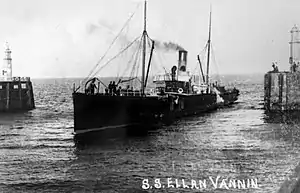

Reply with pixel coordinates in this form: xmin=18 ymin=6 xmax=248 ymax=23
xmin=72 ymin=1 xmax=220 ymax=135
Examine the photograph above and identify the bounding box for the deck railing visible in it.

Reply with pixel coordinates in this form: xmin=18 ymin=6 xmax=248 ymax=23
xmin=153 ymin=74 xmax=173 ymax=82
xmin=94 ymin=90 xmax=144 ymax=96
xmin=120 ymin=90 xmax=143 ymax=96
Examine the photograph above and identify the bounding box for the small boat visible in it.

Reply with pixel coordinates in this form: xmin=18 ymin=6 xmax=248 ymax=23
xmin=195 ymin=8 xmax=240 ymax=106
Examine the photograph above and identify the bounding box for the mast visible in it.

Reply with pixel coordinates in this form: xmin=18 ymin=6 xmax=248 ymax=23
xmin=206 ymin=7 xmax=212 ymax=87
xmin=141 ymin=0 xmax=147 ymax=95
xmin=197 ymin=55 xmax=206 ymax=83
xmin=144 ymin=40 xmax=155 ymax=88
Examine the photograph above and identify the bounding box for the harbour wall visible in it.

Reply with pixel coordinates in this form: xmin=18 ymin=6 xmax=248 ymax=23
xmin=264 ymin=71 xmax=300 ymax=111
xmin=0 ymin=77 xmax=35 ymax=111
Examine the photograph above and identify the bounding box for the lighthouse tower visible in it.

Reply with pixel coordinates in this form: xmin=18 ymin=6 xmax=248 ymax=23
xmin=1 ymin=42 xmax=12 ymax=81
xmin=289 ymin=25 xmax=300 ymax=72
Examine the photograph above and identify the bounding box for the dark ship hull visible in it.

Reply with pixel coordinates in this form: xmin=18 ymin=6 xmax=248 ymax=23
xmin=73 ymin=92 xmax=217 ymax=135
xmin=73 ymin=93 xmax=171 ymax=135
xmin=166 ymin=92 xmax=217 ymax=118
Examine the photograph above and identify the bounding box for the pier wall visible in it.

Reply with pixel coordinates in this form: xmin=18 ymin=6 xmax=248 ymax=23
xmin=0 ymin=77 xmax=35 ymax=111
xmin=264 ymin=71 xmax=300 ymax=111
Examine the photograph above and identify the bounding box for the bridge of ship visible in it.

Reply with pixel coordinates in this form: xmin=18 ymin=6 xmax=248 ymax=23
xmin=153 ymin=73 xmax=191 ymax=94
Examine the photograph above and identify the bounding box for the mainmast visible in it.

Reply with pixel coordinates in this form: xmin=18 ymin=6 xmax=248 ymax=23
xmin=141 ymin=0 xmax=147 ymax=95
xmin=206 ymin=7 xmax=212 ymax=87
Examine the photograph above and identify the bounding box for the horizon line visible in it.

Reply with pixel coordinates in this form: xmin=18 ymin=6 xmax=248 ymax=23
xmin=27 ymin=72 xmax=266 ymax=79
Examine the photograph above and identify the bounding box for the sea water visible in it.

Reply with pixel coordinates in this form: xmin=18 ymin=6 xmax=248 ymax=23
xmin=0 ymin=77 xmax=300 ymax=192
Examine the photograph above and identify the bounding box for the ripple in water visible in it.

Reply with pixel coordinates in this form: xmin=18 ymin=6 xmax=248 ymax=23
xmin=0 ymin=78 xmax=299 ymax=192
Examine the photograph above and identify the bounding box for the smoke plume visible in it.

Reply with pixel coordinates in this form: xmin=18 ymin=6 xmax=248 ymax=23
xmin=154 ymin=40 xmax=185 ymax=51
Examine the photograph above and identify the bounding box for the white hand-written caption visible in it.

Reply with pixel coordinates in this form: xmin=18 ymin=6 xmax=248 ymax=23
xmin=142 ymin=176 xmax=259 ymax=190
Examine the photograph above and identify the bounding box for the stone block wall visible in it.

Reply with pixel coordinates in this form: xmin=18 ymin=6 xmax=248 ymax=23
xmin=264 ymin=71 xmax=300 ymax=111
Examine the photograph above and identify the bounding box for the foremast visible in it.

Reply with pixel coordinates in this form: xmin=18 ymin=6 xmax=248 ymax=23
xmin=206 ymin=7 xmax=212 ymax=87
xmin=141 ymin=0 xmax=147 ymax=95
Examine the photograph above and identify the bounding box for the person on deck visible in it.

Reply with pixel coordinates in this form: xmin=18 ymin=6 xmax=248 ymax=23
xmin=171 ymin=66 xmax=177 ymax=81
xmin=292 ymin=62 xmax=296 ymax=72
xmin=186 ymin=82 xmax=190 ymax=94
xmin=108 ymin=81 xmax=113 ymax=95
xmin=272 ymin=64 xmax=276 ymax=72
xmin=117 ymin=86 xmax=122 ymax=96
xmin=271 ymin=64 xmax=279 ymax=72
xmin=112 ymin=81 xmax=117 ymax=95
xmin=295 ymin=62 xmax=300 ymax=72
xmin=88 ymin=78 xmax=97 ymax=95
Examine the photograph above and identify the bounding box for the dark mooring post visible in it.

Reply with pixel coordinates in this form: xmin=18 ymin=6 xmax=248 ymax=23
xmin=5 ymin=82 xmax=10 ymax=110
xmin=26 ymin=78 xmax=35 ymax=109
xmin=264 ymin=73 xmax=271 ymax=110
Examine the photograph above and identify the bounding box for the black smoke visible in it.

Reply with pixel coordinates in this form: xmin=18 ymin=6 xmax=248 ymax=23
xmin=154 ymin=40 xmax=186 ymax=51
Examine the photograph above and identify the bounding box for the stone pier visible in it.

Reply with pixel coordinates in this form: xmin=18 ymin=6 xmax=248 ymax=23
xmin=0 ymin=77 xmax=35 ymax=111
xmin=264 ymin=71 xmax=300 ymax=111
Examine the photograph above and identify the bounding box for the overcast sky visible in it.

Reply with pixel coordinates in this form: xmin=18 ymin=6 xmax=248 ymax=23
xmin=0 ymin=0 xmax=299 ymax=78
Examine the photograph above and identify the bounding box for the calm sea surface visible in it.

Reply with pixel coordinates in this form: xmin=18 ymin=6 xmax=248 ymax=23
xmin=0 ymin=77 xmax=300 ymax=193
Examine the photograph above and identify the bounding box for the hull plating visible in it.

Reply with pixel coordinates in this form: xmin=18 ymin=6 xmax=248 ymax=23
xmin=73 ymin=92 xmax=217 ymax=135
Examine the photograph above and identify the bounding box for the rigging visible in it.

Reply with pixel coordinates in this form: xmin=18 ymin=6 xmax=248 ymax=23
xmin=90 ymin=36 xmax=141 ymax=79
xmin=80 ymin=3 xmax=141 ymax=88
